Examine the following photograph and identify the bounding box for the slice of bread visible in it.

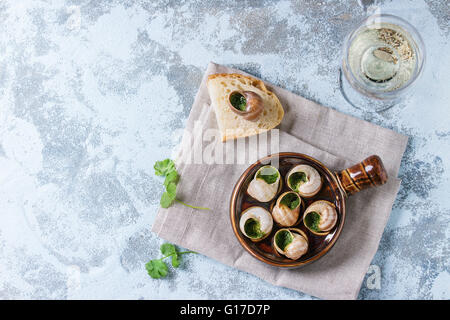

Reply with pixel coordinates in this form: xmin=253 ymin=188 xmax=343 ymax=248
xmin=207 ymin=73 xmax=284 ymax=141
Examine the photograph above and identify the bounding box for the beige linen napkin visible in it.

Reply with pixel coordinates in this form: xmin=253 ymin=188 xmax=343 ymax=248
xmin=152 ymin=62 xmax=408 ymax=300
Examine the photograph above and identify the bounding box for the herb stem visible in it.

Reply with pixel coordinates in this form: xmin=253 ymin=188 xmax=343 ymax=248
xmin=159 ymin=251 xmax=197 ymax=261
xmin=175 ymin=199 xmax=211 ymax=211
xmin=179 ymin=251 xmax=197 ymax=255
xmin=159 ymin=254 xmax=173 ymax=261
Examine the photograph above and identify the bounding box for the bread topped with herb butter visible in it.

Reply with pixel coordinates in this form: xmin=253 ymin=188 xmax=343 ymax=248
xmin=207 ymin=73 xmax=284 ymax=142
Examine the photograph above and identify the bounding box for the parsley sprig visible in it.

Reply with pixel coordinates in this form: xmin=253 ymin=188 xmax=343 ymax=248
xmin=154 ymin=159 xmax=210 ymax=210
xmin=146 ymin=243 xmax=196 ymax=279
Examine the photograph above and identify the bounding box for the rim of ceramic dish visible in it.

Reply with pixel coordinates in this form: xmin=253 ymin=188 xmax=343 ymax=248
xmin=229 ymin=152 xmax=347 ymax=268
xmin=342 ymin=14 xmax=426 ymax=100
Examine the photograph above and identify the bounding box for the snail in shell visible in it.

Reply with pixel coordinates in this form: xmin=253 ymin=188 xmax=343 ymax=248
xmin=227 ymin=90 xmax=264 ymax=121
xmin=247 ymin=165 xmax=281 ymax=202
xmin=239 ymin=206 xmax=273 ymax=242
xmin=273 ymin=228 xmax=308 ymax=260
xmin=272 ymin=191 xmax=303 ymax=227
xmin=286 ymin=164 xmax=322 ymax=198
xmin=303 ymin=200 xmax=338 ymax=236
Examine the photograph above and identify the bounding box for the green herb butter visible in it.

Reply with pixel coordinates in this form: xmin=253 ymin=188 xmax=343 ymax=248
xmin=244 ymin=218 xmax=264 ymax=239
xmin=304 ymin=211 xmax=321 ymax=232
xmin=275 ymin=230 xmax=293 ymax=251
xmin=280 ymin=193 xmax=300 ymax=210
xmin=230 ymin=92 xmax=247 ymax=111
xmin=256 ymin=166 xmax=279 ymax=184
xmin=288 ymin=171 xmax=308 ymax=191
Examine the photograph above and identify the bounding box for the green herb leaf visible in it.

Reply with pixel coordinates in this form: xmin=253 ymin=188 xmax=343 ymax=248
xmin=160 ymin=191 xmax=175 ymax=208
xmin=166 ymin=181 xmax=177 ymax=197
xmin=145 ymin=243 xmax=196 ymax=279
xmin=154 ymin=159 xmax=176 ymax=177
xmin=164 ymin=171 xmax=179 ymax=188
xmin=171 ymin=254 xmax=180 ymax=268
xmin=154 ymin=158 xmax=210 ymax=210
xmin=145 ymin=259 xmax=168 ymax=279
xmin=160 ymin=243 xmax=176 ymax=256
xmin=288 ymin=171 xmax=308 ymax=191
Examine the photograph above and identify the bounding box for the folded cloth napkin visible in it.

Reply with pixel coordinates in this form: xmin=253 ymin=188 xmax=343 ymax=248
xmin=152 ymin=62 xmax=408 ymax=300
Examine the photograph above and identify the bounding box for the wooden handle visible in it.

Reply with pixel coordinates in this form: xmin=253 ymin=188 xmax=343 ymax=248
xmin=336 ymin=155 xmax=388 ymax=196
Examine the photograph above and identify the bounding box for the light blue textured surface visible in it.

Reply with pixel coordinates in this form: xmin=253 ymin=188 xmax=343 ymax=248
xmin=0 ymin=0 xmax=448 ymax=299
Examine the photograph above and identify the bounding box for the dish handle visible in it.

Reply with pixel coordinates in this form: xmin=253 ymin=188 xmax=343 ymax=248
xmin=336 ymin=155 xmax=388 ymax=196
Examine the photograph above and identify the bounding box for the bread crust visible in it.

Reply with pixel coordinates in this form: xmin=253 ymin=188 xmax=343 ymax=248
xmin=207 ymin=73 xmax=284 ymax=141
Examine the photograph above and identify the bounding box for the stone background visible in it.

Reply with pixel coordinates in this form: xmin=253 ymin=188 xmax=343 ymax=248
xmin=0 ymin=0 xmax=448 ymax=299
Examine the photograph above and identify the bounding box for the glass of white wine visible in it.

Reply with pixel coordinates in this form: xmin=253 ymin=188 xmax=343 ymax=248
xmin=340 ymin=14 xmax=425 ymax=112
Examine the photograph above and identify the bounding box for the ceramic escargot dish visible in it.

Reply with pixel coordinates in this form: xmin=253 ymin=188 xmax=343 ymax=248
xmin=230 ymin=152 xmax=388 ymax=268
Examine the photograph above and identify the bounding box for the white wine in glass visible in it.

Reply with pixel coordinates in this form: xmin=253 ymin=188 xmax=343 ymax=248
xmin=341 ymin=14 xmax=425 ymax=111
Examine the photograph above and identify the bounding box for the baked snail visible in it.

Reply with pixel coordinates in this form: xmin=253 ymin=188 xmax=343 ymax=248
xmin=273 ymin=228 xmax=308 ymax=260
xmin=239 ymin=206 xmax=273 ymax=242
xmin=247 ymin=165 xmax=281 ymax=202
xmin=303 ymin=200 xmax=338 ymax=236
xmin=227 ymin=90 xmax=263 ymax=121
xmin=286 ymin=164 xmax=322 ymax=198
xmin=272 ymin=191 xmax=303 ymax=227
